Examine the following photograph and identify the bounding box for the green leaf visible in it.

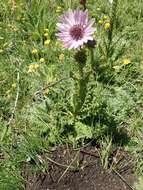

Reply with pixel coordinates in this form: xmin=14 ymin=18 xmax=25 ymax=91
xmin=74 ymin=122 xmax=92 ymax=140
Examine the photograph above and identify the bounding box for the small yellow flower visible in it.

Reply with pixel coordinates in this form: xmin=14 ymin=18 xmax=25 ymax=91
xmin=0 ymin=49 xmax=4 ymax=53
xmin=34 ymin=64 xmax=40 ymax=69
xmin=123 ymin=58 xmax=131 ymax=65
xmin=39 ymin=58 xmax=45 ymax=63
xmin=98 ymin=20 xmax=103 ymax=25
xmin=103 ymin=15 xmax=108 ymax=20
xmin=44 ymin=28 xmax=49 ymax=33
xmin=11 ymin=83 xmax=16 ymax=88
xmin=27 ymin=66 xmax=34 ymax=73
xmin=59 ymin=53 xmax=65 ymax=61
xmin=104 ymin=22 xmax=111 ymax=30
xmin=27 ymin=64 xmax=40 ymax=73
xmin=56 ymin=6 xmax=62 ymax=13
xmin=44 ymin=39 xmax=50 ymax=46
xmin=44 ymin=33 xmax=49 ymax=37
xmin=32 ymin=48 xmax=38 ymax=54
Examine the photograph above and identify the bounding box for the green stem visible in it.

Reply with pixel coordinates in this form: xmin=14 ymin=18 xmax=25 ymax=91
xmin=73 ymin=51 xmax=88 ymax=115
xmin=74 ymin=64 xmax=84 ymax=115
xmin=89 ymin=48 xmax=96 ymax=79
xmin=107 ymin=0 xmax=118 ymax=58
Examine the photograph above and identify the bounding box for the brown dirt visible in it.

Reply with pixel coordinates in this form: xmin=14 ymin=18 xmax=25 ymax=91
xmin=24 ymin=145 xmax=136 ymax=190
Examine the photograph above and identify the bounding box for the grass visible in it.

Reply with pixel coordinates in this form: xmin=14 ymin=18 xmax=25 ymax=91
xmin=0 ymin=0 xmax=143 ymax=189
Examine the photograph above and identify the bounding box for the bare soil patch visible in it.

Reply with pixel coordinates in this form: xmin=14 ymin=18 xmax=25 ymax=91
xmin=24 ymin=145 xmax=136 ymax=190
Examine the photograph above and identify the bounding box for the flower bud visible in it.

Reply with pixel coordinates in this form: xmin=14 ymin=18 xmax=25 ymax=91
xmin=80 ymin=0 xmax=86 ymax=5
xmin=87 ymin=39 xmax=97 ymax=48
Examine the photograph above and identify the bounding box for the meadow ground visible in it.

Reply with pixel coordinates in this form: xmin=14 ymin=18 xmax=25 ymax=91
xmin=0 ymin=0 xmax=143 ymax=189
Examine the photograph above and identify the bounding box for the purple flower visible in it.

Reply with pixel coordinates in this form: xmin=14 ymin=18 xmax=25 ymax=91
xmin=56 ymin=9 xmax=96 ymax=49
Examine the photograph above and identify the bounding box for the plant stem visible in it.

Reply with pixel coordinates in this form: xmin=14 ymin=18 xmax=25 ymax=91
xmin=74 ymin=64 xmax=85 ymax=115
xmin=73 ymin=50 xmax=88 ymax=115
xmin=89 ymin=48 xmax=96 ymax=79
xmin=107 ymin=0 xmax=118 ymax=58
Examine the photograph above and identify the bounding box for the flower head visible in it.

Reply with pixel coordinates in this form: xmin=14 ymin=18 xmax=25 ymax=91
xmin=56 ymin=9 xmax=96 ymax=49
xmin=87 ymin=39 xmax=96 ymax=48
xmin=27 ymin=63 xmax=40 ymax=73
xmin=104 ymin=22 xmax=111 ymax=30
xmin=59 ymin=53 xmax=65 ymax=61
xmin=44 ymin=39 xmax=50 ymax=46
xmin=56 ymin=6 xmax=62 ymax=13
xmin=103 ymin=15 xmax=108 ymax=20
xmin=123 ymin=58 xmax=131 ymax=65
xmin=98 ymin=19 xmax=103 ymax=24
xmin=39 ymin=58 xmax=45 ymax=63
xmin=44 ymin=28 xmax=49 ymax=33
xmin=32 ymin=48 xmax=38 ymax=55
xmin=44 ymin=33 xmax=49 ymax=37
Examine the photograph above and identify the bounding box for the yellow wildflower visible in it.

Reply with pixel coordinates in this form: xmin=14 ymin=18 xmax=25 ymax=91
xmin=44 ymin=28 xmax=49 ymax=33
xmin=34 ymin=64 xmax=40 ymax=69
xmin=104 ymin=22 xmax=111 ymax=30
xmin=27 ymin=66 xmax=34 ymax=73
xmin=56 ymin=6 xmax=62 ymax=13
xmin=59 ymin=53 xmax=65 ymax=61
xmin=98 ymin=20 xmax=103 ymax=25
xmin=123 ymin=58 xmax=131 ymax=65
xmin=32 ymin=48 xmax=38 ymax=54
xmin=27 ymin=64 xmax=40 ymax=73
xmin=103 ymin=15 xmax=108 ymax=20
xmin=44 ymin=33 xmax=49 ymax=37
xmin=44 ymin=39 xmax=50 ymax=46
xmin=39 ymin=58 xmax=45 ymax=63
